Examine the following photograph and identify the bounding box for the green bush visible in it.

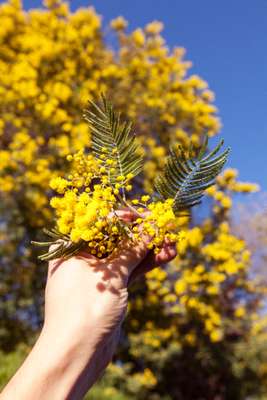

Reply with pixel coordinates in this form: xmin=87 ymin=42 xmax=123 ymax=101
xmin=0 ymin=345 xmax=28 ymax=390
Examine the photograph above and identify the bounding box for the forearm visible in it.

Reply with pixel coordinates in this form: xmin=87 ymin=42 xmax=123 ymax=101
xmin=0 ymin=326 xmax=99 ymax=400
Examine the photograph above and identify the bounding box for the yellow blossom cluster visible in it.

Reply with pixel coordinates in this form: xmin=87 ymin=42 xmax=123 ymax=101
xmin=47 ymin=146 xmax=182 ymax=258
xmin=95 ymin=362 xmax=159 ymax=398
xmin=132 ymin=368 xmax=157 ymax=388
xmin=131 ymin=198 xmax=184 ymax=253
xmin=128 ymin=314 xmax=178 ymax=356
xmin=206 ymin=168 xmax=260 ymax=214
xmin=48 ymin=148 xmax=121 ymax=256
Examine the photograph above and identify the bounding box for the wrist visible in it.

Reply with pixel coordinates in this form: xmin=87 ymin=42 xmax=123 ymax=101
xmin=1 ymin=326 xmax=97 ymax=400
xmin=36 ymin=325 xmax=98 ymax=399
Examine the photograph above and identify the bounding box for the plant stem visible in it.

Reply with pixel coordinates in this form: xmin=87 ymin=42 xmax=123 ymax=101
xmin=117 ymin=193 xmax=143 ymax=217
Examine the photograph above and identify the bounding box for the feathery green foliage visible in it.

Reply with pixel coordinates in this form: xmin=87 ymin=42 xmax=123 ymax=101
xmin=84 ymin=95 xmax=143 ymax=191
xmin=31 ymin=228 xmax=85 ymax=261
xmin=154 ymin=136 xmax=230 ymax=214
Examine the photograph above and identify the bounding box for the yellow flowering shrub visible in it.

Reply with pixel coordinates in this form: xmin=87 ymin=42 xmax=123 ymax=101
xmin=0 ymin=1 xmax=266 ymax=399
xmin=121 ymin=171 xmax=265 ymax=399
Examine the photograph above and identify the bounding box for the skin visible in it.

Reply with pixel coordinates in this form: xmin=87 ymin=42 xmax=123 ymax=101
xmin=1 ymin=210 xmax=177 ymax=400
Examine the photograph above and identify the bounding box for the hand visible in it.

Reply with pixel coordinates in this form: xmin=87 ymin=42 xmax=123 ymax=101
xmin=43 ymin=210 xmax=177 ymax=397
xmin=1 ymin=210 xmax=177 ymax=400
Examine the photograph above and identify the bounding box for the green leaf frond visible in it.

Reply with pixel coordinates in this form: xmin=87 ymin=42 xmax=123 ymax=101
xmin=31 ymin=229 xmax=86 ymax=261
xmin=83 ymin=95 xmax=143 ymax=185
xmin=154 ymin=136 xmax=230 ymax=215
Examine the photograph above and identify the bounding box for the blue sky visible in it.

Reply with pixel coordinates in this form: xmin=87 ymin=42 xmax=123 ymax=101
xmin=18 ymin=1 xmax=267 ymax=189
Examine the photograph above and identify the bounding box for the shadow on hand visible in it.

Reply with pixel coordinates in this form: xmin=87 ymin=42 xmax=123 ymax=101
xmin=49 ymin=239 xmax=148 ymax=295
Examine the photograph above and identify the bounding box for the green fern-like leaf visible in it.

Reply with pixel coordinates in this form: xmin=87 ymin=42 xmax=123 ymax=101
xmin=154 ymin=136 xmax=230 ymax=215
xmin=83 ymin=95 xmax=143 ymax=191
xmin=31 ymin=229 xmax=86 ymax=261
